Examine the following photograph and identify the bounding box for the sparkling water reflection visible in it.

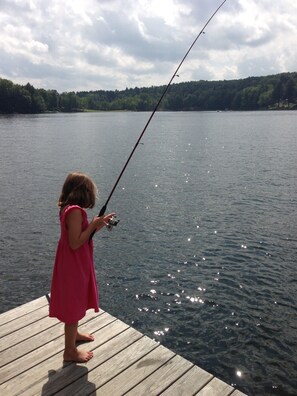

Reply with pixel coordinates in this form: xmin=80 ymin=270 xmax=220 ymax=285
xmin=0 ymin=111 xmax=297 ymax=395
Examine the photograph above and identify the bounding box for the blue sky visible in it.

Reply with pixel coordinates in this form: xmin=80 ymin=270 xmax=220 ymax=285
xmin=0 ymin=0 xmax=296 ymax=92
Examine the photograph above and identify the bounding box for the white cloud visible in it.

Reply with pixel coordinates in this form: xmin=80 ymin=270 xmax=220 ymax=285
xmin=0 ymin=0 xmax=296 ymax=91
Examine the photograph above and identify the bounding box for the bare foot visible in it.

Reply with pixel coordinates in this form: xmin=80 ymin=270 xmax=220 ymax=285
xmin=76 ymin=332 xmax=94 ymax=342
xmin=63 ymin=348 xmax=93 ymax=363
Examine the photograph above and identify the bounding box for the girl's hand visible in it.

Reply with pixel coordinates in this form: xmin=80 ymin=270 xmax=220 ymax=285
xmin=92 ymin=212 xmax=116 ymax=232
xmin=66 ymin=209 xmax=117 ymax=249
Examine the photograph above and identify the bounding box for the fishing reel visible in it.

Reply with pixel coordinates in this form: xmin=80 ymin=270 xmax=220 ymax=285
xmin=107 ymin=216 xmax=120 ymax=231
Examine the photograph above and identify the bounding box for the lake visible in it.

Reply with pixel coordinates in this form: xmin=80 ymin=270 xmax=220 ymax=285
xmin=0 ymin=111 xmax=296 ymax=395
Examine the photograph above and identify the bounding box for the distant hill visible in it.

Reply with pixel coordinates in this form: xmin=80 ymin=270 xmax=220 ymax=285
xmin=1 ymin=72 xmax=296 ymax=114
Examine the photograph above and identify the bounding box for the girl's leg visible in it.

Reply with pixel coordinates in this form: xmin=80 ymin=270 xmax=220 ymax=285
xmin=64 ymin=322 xmax=93 ymax=362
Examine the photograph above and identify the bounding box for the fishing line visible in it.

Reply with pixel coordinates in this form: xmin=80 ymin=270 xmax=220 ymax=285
xmin=90 ymin=0 xmax=228 ymax=240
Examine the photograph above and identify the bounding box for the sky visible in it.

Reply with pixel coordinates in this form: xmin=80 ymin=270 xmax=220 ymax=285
xmin=0 ymin=0 xmax=296 ymax=92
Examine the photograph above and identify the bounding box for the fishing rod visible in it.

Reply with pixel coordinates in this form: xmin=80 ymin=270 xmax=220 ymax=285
xmin=90 ymin=0 xmax=228 ymax=240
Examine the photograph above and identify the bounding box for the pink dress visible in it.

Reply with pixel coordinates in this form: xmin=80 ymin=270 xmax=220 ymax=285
xmin=49 ymin=205 xmax=99 ymax=323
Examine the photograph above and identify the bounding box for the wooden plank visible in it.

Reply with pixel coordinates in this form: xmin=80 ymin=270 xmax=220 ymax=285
xmin=125 ymin=353 xmax=194 ymax=395
xmin=0 ymin=318 xmax=61 ymax=369
xmin=159 ymin=365 xmax=213 ymax=396
xmin=54 ymin=335 xmax=159 ymax=396
xmin=30 ymin=327 xmax=144 ymax=396
xmin=0 ymin=305 xmax=49 ymax=339
xmin=195 ymin=377 xmax=234 ymax=396
xmin=0 ymin=295 xmax=48 ymax=326
xmin=0 ymin=311 xmax=111 ymax=385
xmin=0 ymin=315 xmax=55 ymax=354
xmin=0 ymin=307 xmax=104 ymax=354
xmin=0 ymin=309 xmax=103 ymax=368
xmin=0 ymin=317 xmax=132 ymax=396
xmin=95 ymin=344 xmax=175 ymax=395
xmin=231 ymin=390 xmax=248 ymax=396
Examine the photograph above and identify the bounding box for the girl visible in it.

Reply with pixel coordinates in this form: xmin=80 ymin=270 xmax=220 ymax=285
xmin=49 ymin=172 xmax=115 ymax=363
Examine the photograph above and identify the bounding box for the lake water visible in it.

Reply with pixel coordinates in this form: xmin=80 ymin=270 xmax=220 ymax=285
xmin=0 ymin=111 xmax=296 ymax=395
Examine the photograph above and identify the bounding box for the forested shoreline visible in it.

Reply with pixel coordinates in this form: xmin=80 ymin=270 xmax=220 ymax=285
xmin=0 ymin=72 xmax=296 ymax=114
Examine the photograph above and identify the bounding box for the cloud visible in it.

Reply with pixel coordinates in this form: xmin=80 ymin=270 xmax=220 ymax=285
xmin=0 ymin=0 xmax=296 ymax=91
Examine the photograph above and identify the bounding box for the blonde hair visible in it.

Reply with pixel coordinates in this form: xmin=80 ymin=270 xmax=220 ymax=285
xmin=58 ymin=172 xmax=98 ymax=210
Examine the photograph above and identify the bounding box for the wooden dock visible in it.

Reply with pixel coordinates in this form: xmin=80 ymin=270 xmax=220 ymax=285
xmin=0 ymin=295 xmax=247 ymax=395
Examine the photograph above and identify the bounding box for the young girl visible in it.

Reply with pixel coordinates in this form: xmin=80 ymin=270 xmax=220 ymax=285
xmin=49 ymin=172 xmax=115 ymax=363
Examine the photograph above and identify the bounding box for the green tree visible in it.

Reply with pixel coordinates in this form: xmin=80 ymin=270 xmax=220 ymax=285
xmin=60 ymin=92 xmax=81 ymax=112
xmin=283 ymin=77 xmax=297 ymax=105
xmin=272 ymin=79 xmax=283 ymax=107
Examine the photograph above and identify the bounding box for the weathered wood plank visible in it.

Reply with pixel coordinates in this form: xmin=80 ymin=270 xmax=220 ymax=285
xmin=195 ymin=377 xmax=234 ymax=396
xmin=0 ymin=317 xmax=59 ymax=365
xmin=54 ymin=335 xmax=159 ymax=396
xmin=0 ymin=311 xmax=110 ymax=385
xmin=0 ymin=307 xmax=104 ymax=355
xmin=0 ymin=305 xmax=49 ymax=339
xmin=0 ymin=316 xmax=55 ymax=354
xmin=95 ymin=344 xmax=175 ymax=396
xmin=159 ymin=364 xmax=213 ymax=396
xmin=0 ymin=295 xmax=48 ymax=326
xmin=38 ymin=327 xmax=144 ymax=396
xmin=1 ymin=316 xmax=132 ymax=395
xmin=231 ymin=389 xmax=248 ymax=395
xmin=0 ymin=309 xmax=104 ymax=368
xmin=125 ymin=353 xmax=194 ymax=396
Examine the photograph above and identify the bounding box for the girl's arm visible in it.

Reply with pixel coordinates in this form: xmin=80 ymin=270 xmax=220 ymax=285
xmin=66 ymin=209 xmax=114 ymax=250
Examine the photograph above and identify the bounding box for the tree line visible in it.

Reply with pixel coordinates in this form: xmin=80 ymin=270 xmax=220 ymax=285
xmin=0 ymin=72 xmax=296 ymax=114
